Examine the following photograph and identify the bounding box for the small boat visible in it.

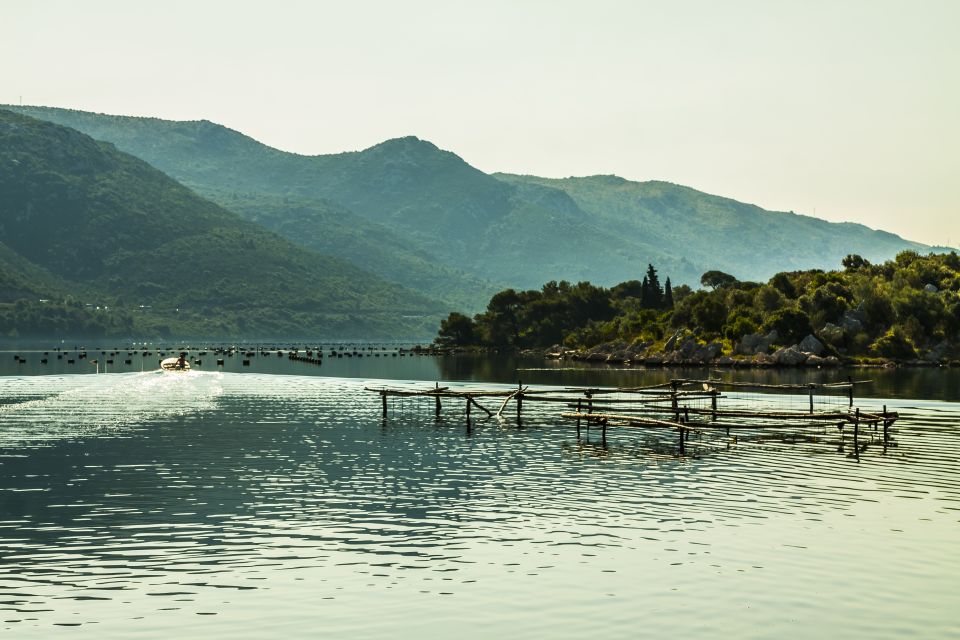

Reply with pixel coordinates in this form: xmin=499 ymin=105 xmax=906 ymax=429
xmin=160 ymin=355 xmax=191 ymax=372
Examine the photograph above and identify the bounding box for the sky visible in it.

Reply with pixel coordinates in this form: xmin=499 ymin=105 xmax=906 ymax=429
xmin=3 ymin=0 xmax=958 ymax=246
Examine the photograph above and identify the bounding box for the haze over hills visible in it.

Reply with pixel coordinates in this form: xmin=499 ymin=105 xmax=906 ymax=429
xmin=0 ymin=109 xmax=444 ymax=338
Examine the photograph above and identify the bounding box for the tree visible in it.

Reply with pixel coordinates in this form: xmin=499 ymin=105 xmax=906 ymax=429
xmin=435 ymin=312 xmax=475 ymax=346
xmin=689 ymin=294 xmax=726 ymax=333
xmin=769 ymin=272 xmax=797 ymax=297
xmin=641 ymin=264 xmax=663 ymax=309
xmin=476 ymin=288 xmax=524 ymax=346
xmin=763 ymin=308 xmax=812 ymax=345
xmin=841 ymin=254 xmax=871 ymax=271
xmin=800 ymin=282 xmax=851 ymax=328
xmin=664 ymin=277 xmax=674 ymax=309
xmin=611 ymin=280 xmax=644 ymax=301
xmin=755 ymin=284 xmax=786 ymax=313
xmin=700 ymin=270 xmax=738 ymax=290
xmin=671 ymin=284 xmax=693 ymax=303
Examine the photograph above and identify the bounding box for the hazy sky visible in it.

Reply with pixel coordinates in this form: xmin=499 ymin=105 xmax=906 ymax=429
xmin=4 ymin=0 xmax=958 ymax=246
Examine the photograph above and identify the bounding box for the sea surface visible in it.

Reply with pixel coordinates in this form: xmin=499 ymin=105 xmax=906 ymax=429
xmin=1 ymin=350 xmax=958 ymax=638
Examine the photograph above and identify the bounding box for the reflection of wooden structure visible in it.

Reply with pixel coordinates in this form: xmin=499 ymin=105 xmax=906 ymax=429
xmin=367 ymin=378 xmax=899 ymax=458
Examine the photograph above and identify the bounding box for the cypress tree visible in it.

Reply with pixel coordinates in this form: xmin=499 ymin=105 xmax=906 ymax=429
xmin=644 ymin=264 xmax=663 ymax=309
xmin=664 ymin=277 xmax=674 ymax=309
xmin=640 ymin=275 xmax=650 ymax=308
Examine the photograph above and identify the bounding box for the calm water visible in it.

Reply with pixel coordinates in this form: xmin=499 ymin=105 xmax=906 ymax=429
xmin=5 ymin=346 xmax=960 ymax=401
xmin=1 ymin=354 xmax=958 ymax=638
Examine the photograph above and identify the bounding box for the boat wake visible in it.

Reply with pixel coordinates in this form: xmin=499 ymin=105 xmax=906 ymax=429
xmin=0 ymin=371 xmax=224 ymax=447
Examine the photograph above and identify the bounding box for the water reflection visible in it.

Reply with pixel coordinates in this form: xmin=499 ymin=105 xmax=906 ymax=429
xmin=437 ymin=355 xmax=960 ymax=403
xmin=4 ymin=348 xmax=960 ymax=402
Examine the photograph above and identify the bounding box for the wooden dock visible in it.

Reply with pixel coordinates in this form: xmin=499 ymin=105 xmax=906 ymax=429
xmin=366 ymin=378 xmax=899 ymax=458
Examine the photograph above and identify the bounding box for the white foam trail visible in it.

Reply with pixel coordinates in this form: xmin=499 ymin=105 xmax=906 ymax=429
xmin=0 ymin=371 xmax=223 ymax=447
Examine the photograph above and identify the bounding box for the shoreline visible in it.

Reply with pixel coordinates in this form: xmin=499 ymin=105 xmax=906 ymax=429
xmin=412 ymin=345 xmax=960 ymax=369
xmin=2 ymin=343 xmax=957 ymax=370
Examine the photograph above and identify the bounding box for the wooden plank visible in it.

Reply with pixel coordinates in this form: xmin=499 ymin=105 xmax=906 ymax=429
xmin=670 ymin=378 xmax=871 ymax=391
xmin=519 ymin=393 xmax=721 ymax=405
xmin=562 ymin=411 xmax=843 ymax=432
xmin=468 ymin=396 xmax=493 ymax=417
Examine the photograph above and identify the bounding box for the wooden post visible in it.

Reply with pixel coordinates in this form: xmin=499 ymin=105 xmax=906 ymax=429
xmin=576 ymin=399 xmax=582 ymax=436
xmin=466 ymin=395 xmax=471 ymax=419
xmin=671 ymin=380 xmax=679 ymax=422
xmin=853 ymin=407 xmax=860 ymax=459
xmin=711 ymin=389 xmax=718 ymax=422
xmin=381 ymin=391 xmax=387 ymax=418
xmin=808 ymin=384 xmax=814 ymax=414
xmin=516 ymin=380 xmax=523 ymax=423
xmin=678 ymin=427 xmax=685 ymax=455
xmin=848 ymin=376 xmax=854 ymax=408
xmin=435 ymin=382 xmax=441 ymax=419
xmin=882 ymin=404 xmax=889 ymax=442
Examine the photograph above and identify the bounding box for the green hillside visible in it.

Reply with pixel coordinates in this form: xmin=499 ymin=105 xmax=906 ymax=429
xmin=200 ymin=189 xmax=501 ymax=311
xmin=0 ymin=241 xmax=75 ymax=301
xmin=493 ymin=174 xmax=931 ymax=281
xmin=4 ymin=104 xmax=940 ymax=300
xmin=0 ymin=106 xmax=708 ymax=287
xmin=0 ymin=109 xmax=444 ymax=339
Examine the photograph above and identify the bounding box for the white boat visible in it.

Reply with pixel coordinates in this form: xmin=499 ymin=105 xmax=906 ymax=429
xmin=160 ymin=356 xmax=191 ymax=372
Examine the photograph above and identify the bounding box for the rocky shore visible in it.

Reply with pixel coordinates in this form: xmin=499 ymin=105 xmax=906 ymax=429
xmin=539 ymin=329 xmax=957 ymax=368
xmin=421 ymin=328 xmax=957 ymax=368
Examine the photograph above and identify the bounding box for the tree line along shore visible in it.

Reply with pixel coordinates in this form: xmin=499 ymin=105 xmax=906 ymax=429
xmin=435 ymin=252 xmax=960 ymax=367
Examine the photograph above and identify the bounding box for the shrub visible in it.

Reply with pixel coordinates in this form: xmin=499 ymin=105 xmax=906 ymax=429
xmin=724 ymin=315 xmax=758 ymax=340
xmin=763 ymin=308 xmax=812 ymax=345
xmin=869 ymin=327 xmax=916 ymax=360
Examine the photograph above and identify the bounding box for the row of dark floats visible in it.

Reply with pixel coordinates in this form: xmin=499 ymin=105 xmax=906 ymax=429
xmin=8 ymin=344 xmax=434 ymax=368
xmin=367 ymin=378 xmax=899 ymax=460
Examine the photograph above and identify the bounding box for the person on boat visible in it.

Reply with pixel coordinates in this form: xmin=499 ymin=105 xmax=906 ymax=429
xmin=176 ymin=353 xmax=188 ymax=369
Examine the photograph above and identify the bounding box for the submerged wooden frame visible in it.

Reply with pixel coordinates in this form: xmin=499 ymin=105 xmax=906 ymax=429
xmin=366 ymin=378 xmax=899 ymax=458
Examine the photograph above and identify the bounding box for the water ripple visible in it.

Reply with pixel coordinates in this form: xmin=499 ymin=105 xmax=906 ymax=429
xmin=0 ymin=373 xmax=957 ymax=638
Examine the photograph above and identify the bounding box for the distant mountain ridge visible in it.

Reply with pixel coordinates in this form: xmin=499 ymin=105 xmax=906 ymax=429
xmin=492 ymin=173 xmax=929 ymax=278
xmin=3 ymin=104 xmax=942 ymax=306
xmin=0 ymin=109 xmax=444 ymax=338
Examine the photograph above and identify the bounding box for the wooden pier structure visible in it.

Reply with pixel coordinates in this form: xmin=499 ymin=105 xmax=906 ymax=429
xmin=367 ymin=378 xmax=899 ymax=458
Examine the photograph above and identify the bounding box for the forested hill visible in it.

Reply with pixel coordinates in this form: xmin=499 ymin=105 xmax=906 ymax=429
xmin=4 ymin=105 xmax=941 ymax=306
xmin=0 ymin=109 xmax=445 ymax=338
xmin=0 ymin=241 xmax=76 ymax=302
xmin=201 ymin=189 xmax=502 ymax=311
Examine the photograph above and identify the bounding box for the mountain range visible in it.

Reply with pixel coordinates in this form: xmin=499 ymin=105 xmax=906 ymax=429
xmin=0 ymin=104 xmax=945 ymax=339
xmin=0 ymin=109 xmax=443 ymax=338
